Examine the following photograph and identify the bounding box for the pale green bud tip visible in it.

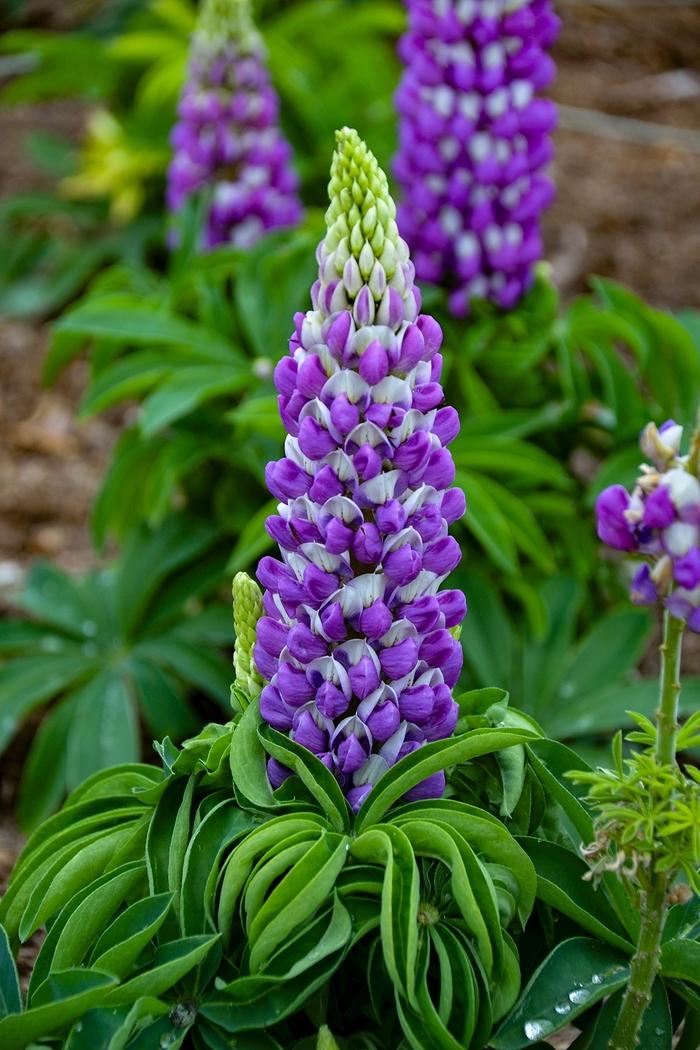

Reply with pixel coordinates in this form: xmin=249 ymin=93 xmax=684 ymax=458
xmin=317 ymin=1026 xmax=341 ymax=1050
xmin=198 ymin=0 xmax=258 ymax=47
xmin=325 ymin=127 xmax=398 ymax=259
xmin=232 ymin=572 xmax=264 ymax=698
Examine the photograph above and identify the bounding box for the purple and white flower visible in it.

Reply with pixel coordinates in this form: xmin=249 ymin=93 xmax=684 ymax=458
xmin=166 ymin=0 xmax=302 ymax=249
xmin=394 ymin=0 xmax=560 ymax=316
xmin=255 ymin=128 xmax=468 ymax=809
xmin=595 ymin=420 xmax=700 ymax=631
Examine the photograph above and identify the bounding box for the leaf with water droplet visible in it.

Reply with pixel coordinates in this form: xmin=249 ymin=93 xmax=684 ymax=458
xmin=582 ymin=979 xmax=671 ymax=1050
xmin=491 ymin=937 xmax=629 ymax=1049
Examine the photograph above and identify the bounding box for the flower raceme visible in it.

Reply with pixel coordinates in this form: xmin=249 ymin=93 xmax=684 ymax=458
xmin=595 ymin=420 xmax=700 ymax=630
xmin=394 ymin=0 xmax=560 ymax=316
xmin=166 ymin=0 xmax=302 ymax=248
xmin=255 ymin=128 xmax=467 ymax=810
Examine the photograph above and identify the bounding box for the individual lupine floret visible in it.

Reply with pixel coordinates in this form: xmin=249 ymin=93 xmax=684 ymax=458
xmin=596 ymin=420 xmax=700 ymax=630
xmin=166 ymin=0 xmax=302 ymax=248
xmin=394 ymin=0 xmax=560 ymax=316
xmin=232 ymin=571 xmax=264 ymax=700
xmin=255 ymin=128 xmax=467 ymax=810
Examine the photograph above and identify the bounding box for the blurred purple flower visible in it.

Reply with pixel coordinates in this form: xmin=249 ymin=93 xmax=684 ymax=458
xmin=394 ymin=0 xmax=560 ymax=315
xmin=166 ymin=0 xmax=302 ymax=249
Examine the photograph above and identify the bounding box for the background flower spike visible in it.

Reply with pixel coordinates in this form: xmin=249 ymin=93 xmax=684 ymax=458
xmin=257 ymin=127 xmax=467 ymax=810
xmin=167 ymin=0 xmax=302 ymax=248
xmin=394 ymin=0 xmax=560 ymax=316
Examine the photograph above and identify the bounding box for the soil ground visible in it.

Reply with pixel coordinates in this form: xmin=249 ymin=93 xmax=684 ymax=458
xmin=0 ymin=4 xmax=699 ymax=1037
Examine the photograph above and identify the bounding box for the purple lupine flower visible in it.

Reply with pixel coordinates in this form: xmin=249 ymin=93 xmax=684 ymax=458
xmin=596 ymin=420 xmax=700 ymax=630
xmin=255 ymin=128 xmax=467 ymax=809
xmin=394 ymin=0 xmax=561 ymax=316
xmin=166 ymin=0 xmax=302 ymax=249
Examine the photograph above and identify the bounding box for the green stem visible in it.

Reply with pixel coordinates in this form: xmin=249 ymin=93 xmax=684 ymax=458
xmin=655 ymin=612 xmax=684 ymax=766
xmin=607 ymin=611 xmax=684 ymax=1050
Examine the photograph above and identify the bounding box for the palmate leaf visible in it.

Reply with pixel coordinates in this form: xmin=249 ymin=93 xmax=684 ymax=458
xmin=0 ymin=514 xmax=230 ymax=827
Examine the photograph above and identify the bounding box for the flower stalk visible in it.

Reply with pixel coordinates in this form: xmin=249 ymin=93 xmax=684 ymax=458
xmin=255 ymin=128 xmax=467 ymax=809
xmin=608 ymin=613 xmax=684 ymax=1050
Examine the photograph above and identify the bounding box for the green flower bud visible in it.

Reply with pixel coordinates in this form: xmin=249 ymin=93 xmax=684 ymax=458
xmin=317 ymin=1027 xmax=341 ymax=1050
xmin=232 ymin=571 xmax=264 ymax=704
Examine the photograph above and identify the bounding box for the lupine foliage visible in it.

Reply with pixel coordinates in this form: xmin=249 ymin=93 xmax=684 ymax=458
xmin=0 ymin=515 xmax=233 ymax=828
xmin=0 ymin=687 xmax=541 ymax=1049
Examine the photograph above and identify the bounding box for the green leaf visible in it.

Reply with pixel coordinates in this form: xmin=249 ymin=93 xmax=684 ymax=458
xmin=0 ymin=970 xmax=118 ymax=1050
xmin=260 ymin=725 xmax=351 ymax=832
xmin=102 ymin=934 xmax=219 ymax=1005
xmin=90 ymin=894 xmax=174 ymax=978
xmin=356 ymin=728 xmax=535 ymax=831
xmin=0 ymin=653 xmax=96 ymax=752
xmin=139 ymin=364 xmax=252 ymax=435
xmin=128 ymin=659 xmax=197 ymax=741
xmin=660 ymin=938 xmax=700 ymax=985
xmin=114 ymin=515 xmax=219 ymax=638
xmin=180 ymin=801 xmax=259 ymax=936
xmin=247 ymin=833 xmax=350 ymax=971
xmin=41 ymin=865 xmax=145 ymax=977
xmin=554 ymin=608 xmax=651 ymax=711
xmin=54 ymin=300 xmax=235 ymax=361
xmin=582 ymin=980 xmax=672 ymax=1050
xmin=452 ymin=569 xmax=513 ymax=689
xmin=458 ymin=472 xmax=518 ymax=574
xmin=230 ymin=699 xmax=278 ymax=810
xmin=351 ymin=825 xmax=419 ymax=1005
xmin=16 ymin=695 xmax=74 ymax=831
xmin=226 ymin=498 xmax=278 ymax=574
xmin=0 ymin=926 xmax=21 ymax=1019
xmin=491 ymin=938 xmax=629 ymax=1049
xmin=518 ymin=838 xmax=632 ymax=952
xmin=65 ymin=674 xmax=140 ymax=790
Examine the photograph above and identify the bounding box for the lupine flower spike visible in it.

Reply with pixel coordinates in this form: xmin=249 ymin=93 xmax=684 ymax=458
xmin=232 ymin=571 xmax=264 ymax=701
xmin=255 ymin=128 xmax=467 ymax=810
xmin=167 ymin=0 xmax=302 ymax=248
xmin=394 ymin=0 xmax=561 ymax=316
xmin=596 ymin=419 xmax=700 ymax=630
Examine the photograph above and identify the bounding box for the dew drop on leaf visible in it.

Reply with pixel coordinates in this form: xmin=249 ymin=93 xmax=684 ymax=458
xmin=554 ymin=1002 xmax=572 ymax=1015
xmin=569 ymin=988 xmax=593 ymax=1005
xmin=524 ymin=1020 xmax=554 ymax=1041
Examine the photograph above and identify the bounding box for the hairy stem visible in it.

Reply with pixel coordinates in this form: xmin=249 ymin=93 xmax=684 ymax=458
xmin=607 ymin=611 xmax=684 ymax=1050
xmin=655 ymin=612 xmax=684 ymax=766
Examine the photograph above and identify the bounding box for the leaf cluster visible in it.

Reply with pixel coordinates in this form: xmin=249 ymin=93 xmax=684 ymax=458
xmin=0 ymin=515 xmax=232 ymax=828
xmin=569 ymin=724 xmax=700 ymax=894
xmin=0 ymin=695 xmax=541 ymax=1049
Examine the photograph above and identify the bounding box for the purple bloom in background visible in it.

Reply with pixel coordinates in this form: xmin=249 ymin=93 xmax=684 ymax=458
xmin=256 ymin=128 xmax=467 ymax=809
xmin=394 ymin=0 xmax=561 ymax=316
xmin=595 ymin=420 xmax=700 ymax=631
xmin=166 ymin=0 xmax=302 ymax=249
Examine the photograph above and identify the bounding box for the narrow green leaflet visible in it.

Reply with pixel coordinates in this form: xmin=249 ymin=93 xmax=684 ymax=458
xmin=0 ymin=927 xmax=21 ymax=1019
xmin=518 ymin=838 xmax=632 ymax=952
xmin=0 ymin=971 xmax=118 ymax=1050
xmin=356 ymin=728 xmax=535 ymax=830
xmin=660 ymin=939 xmax=700 ymax=986
xmin=491 ymin=938 xmax=629 ymax=1049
